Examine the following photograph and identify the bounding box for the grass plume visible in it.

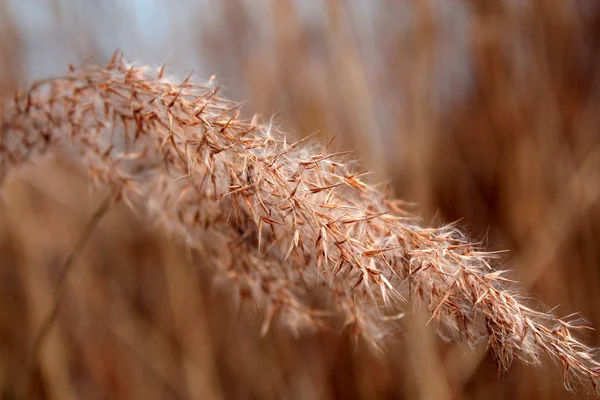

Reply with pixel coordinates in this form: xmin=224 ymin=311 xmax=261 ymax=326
xmin=1 ymin=53 xmax=599 ymax=392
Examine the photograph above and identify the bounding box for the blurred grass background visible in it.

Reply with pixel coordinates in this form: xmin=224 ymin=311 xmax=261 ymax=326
xmin=1 ymin=0 xmax=600 ymax=398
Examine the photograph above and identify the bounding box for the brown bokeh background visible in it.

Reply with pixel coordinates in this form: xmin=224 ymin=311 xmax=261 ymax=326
xmin=1 ymin=1 xmax=600 ymax=398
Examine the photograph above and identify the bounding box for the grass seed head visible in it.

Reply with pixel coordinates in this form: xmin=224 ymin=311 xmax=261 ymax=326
xmin=1 ymin=52 xmax=599 ymax=392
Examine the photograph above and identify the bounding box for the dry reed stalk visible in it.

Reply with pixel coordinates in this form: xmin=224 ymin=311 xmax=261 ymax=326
xmin=1 ymin=53 xmax=599 ymax=392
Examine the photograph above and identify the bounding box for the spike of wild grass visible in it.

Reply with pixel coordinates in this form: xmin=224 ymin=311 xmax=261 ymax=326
xmin=1 ymin=53 xmax=599 ymax=392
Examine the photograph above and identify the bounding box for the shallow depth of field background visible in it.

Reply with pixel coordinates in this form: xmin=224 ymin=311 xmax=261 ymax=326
xmin=1 ymin=1 xmax=600 ymax=399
